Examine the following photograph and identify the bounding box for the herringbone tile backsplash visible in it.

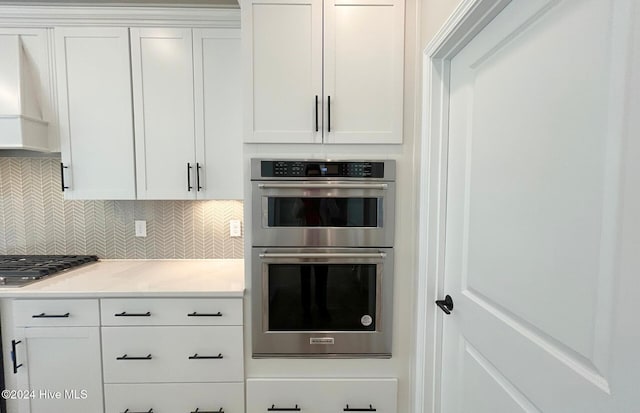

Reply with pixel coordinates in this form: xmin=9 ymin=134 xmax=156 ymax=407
xmin=0 ymin=157 xmax=244 ymax=259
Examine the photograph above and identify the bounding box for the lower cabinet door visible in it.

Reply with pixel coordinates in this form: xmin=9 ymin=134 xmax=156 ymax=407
xmin=14 ymin=327 xmax=104 ymax=413
xmin=246 ymin=379 xmax=397 ymax=413
xmin=104 ymin=383 xmax=244 ymax=413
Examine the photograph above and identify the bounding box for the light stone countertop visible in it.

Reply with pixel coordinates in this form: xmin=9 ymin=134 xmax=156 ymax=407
xmin=0 ymin=259 xmax=244 ymax=298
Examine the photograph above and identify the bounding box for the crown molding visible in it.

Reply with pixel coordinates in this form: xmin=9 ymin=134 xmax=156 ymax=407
xmin=0 ymin=4 xmax=240 ymax=27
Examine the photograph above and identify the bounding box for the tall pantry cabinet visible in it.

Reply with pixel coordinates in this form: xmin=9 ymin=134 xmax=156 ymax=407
xmin=243 ymin=0 xmax=405 ymax=144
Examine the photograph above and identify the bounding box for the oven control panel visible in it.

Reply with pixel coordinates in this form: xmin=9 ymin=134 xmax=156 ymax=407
xmin=260 ymin=161 xmax=385 ymax=178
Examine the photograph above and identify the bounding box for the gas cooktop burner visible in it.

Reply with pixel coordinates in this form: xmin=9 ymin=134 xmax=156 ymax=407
xmin=0 ymin=255 xmax=99 ymax=287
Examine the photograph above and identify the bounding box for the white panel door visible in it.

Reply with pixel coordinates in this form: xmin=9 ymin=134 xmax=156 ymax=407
xmin=193 ymin=28 xmax=243 ymax=199
xmin=440 ymin=0 xmax=639 ymax=412
xmin=323 ymin=0 xmax=404 ymax=144
xmin=14 ymin=327 xmax=104 ymax=413
xmin=243 ymin=0 xmax=323 ymax=143
xmin=131 ymin=28 xmax=196 ymax=200
xmin=55 ymin=27 xmax=136 ymax=200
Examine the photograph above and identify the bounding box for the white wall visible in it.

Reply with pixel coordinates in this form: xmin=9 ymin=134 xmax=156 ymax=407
xmin=421 ymin=0 xmax=463 ymax=48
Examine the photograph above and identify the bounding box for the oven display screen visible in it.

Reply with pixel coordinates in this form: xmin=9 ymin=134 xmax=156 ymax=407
xmin=320 ymin=164 xmax=339 ymax=175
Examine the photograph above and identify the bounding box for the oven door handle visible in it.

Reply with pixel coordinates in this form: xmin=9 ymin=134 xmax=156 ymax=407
xmin=257 ymin=183 xmax=388 ymax=190
xmin=259 ymin=252 xmax=387 ymax=259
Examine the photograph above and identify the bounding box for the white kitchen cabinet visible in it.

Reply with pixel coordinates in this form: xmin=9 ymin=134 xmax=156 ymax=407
xmin=54 ymin=26 xmax=242 ymax=200
xmin=55 ymin=27 xmax=136 ymax=200
xmin=131 ymin=27 xmax=243 ymax=200
xmin=102 ymin=325 xmax=243 ymax=383
xmin=193 ymin=28 xmax=243 ymax=199
xmin=11 ymin=298 xmax=103 ymax=413
xmin=100 ymin=297 xmax=245 ymax=412
xmin=131 ymin=28 xmax=196 ymax=200
xmin=104 ymin=383 xmax=244 ymax=413
xmin=246 ymin=378 xmax=398 ymax=413
xmin=243 ymin=0 xmax=323 ymax=144
xmin=243 ymin=0 xmax=404 ymax=144
xmin=323 ymin=0 xmax=404 ymax=144
xmin=100 ymin=297 xmax=243 ymax=326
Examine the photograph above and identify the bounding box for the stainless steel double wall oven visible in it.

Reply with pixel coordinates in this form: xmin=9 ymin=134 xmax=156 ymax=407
xmin=251 ymin=159 xmax=395 ymax=357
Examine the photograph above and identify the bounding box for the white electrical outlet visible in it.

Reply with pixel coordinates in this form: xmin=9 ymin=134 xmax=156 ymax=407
xmin=135 ymin=220 xmax=147 ymax=237
xmin=229 ymin=220 xmax=242 ymax=237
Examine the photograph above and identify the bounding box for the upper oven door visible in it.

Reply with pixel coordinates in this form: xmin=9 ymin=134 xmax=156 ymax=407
xmin=251 ymin=181 xmax=395 ymax=247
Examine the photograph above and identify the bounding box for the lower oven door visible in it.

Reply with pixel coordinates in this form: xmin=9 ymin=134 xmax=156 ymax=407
xmin=252 ymin=247 xmax=394 ymax=358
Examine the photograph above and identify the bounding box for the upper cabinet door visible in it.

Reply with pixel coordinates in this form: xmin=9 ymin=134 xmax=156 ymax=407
xmin=193 ymin=28 xmax=243 ymax=200
xmin=243 ymin=0 xmax=323 ymax=144
xmin=323 ymin=0 xmax=404 ymax=144
xmin=131 ymin=28 xmax=196 ymax=200
xmin=55 ymin=27 xmax=136 ymax=200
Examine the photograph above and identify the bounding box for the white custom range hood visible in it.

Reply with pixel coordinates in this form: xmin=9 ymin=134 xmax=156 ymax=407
xmin=0 ymin=33 xmax=51 ymax=152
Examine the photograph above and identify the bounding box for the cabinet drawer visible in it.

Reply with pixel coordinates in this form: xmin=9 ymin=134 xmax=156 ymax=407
xmin=13 ymin=299 xmax=99 ymax=327
xmin=102 ymin=326 xmax=243 ymax=383
xmin=105 ymin=383 xmax=244 ymax=413
xmin=246 ymin=379 xmax=397 ymax=413
xmin=100 ymin=298 xmax=242 ymax=326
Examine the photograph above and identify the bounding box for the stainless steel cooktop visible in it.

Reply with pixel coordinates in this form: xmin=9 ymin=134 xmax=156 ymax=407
xmin=0 ymin=255 xmax=99 ymax=287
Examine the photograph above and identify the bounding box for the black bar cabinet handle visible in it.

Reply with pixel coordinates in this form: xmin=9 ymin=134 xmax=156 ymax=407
xmin=196 ymin=163 xmax=203 ymax=191
xmin=189 ymin=353 xmax=223 ymax=360
xmin=115 ymin=311 xmax=151 ymax=317
xmin=315 ymin=95 xmax=319 ymax=132
xmin=344 ymin=405 xmax=376 ymax=412
xmin=268 ymin=405 xmax=301 ymax=411
xmin=60 ymin=163 xmax=69 ymax=191
xmin=191 ymin=409 xmax=224 ymax=413
xmin=11 ymin=340 xmax=22 ymax=374
xmin=117 ymin=354 xmax=152 ymax=360
xmin=187 ymin=163 xmax=193 ymax=191
xmin=327 ymin=96 xmax=331 ymax=133
xmin=32 ymin=312 xmax=70 ymax=318
xmin=123 ymin=409 xmax=153 ymax=413
xmin=187 ymin=312 xmax=222 ymax=317
xmin=435 ymin=295 xmax=454 ymax=315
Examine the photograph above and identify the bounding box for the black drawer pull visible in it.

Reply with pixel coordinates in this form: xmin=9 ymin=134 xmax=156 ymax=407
xmin=268 ymin=405 xmax=300 ymax=411
xmin=187 ymin=312 xmax=222 ymax=317
xmin=191 ymin=409 xmax=224 ymax=413
xmin=123 ymin=410 xmax=153 ymax=413
xmin=344 ymin=405 xmax=376 ymax=412
xmin=32 ymin=312 xmax=70 ymax=318
xmin=189 ymin=353 xmax=223 ymax=360
xmin=11 ymin=340 xmax=23 ymax=374
xmin=115 ymin=311 xmax=151 ymax=317
xmin=117 ymin=354 xmax=152 ymax=360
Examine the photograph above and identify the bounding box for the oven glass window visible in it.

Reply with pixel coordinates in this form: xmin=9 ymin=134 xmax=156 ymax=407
xmin=267 ymin=198 xmax=379 ymax=227
xmin=268 ymin=264 xmax=377 ymax=331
